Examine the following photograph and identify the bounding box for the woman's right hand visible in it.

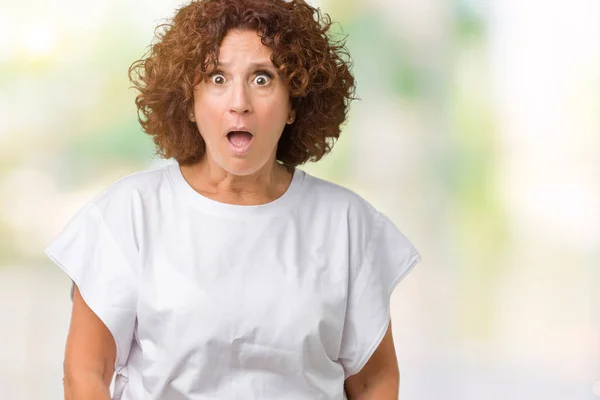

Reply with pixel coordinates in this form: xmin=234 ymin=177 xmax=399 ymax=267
xmin=63 ymin=285 xmax=116 ymax=400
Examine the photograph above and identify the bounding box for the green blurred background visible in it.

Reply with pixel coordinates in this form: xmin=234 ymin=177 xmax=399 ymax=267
xmin=1 ymin=0 xmax=599 ymax=398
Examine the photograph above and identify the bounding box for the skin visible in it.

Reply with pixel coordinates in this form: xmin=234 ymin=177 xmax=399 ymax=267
xmin=63 ymin=285 xmax=114 ymax=400
xmin=181 ymin=29 xmax=297 ymax=206
xmin=63 ymin=29 xmax=400 ymax=399
xmin=344 ymin=323 xmax=401 ymax=399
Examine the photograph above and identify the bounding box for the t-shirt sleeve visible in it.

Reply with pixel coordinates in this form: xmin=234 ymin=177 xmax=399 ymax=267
xmin=339 ymin=211 xmax=421 ymax=378
xmin=44 ymin=201 xmax=138 ymax=371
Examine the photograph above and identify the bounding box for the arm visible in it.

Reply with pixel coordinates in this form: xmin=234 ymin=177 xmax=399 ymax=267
xmin=344 ymin=322 xmax=400 ymax=400
xmin=63 ymin=285 xmax=116 ymax=400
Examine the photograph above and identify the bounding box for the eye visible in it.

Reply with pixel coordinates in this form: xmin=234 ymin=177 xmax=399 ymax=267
xmin=253 ymin=72 xmax=272 ymax=86
xmin=210 ymin=73 xmax=226 ymax=85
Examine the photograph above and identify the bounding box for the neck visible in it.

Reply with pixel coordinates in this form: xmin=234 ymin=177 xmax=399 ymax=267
xmin=180 ymin=157 xmax=293 ymax=206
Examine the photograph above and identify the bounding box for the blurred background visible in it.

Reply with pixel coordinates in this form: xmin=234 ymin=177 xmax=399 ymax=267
xmin=1 ymin=0 xmax=599 ymax=398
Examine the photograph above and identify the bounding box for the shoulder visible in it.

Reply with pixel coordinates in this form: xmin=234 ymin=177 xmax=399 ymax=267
xmin=300 ymin=171 xmax=380 ymax=232
xmin=302 ymin=171 xmax=377 ymax=212
xmin=91 ymin=163 xmax=173 ymax=212
xmin=77 ymin=163 xmax=174 ymax=239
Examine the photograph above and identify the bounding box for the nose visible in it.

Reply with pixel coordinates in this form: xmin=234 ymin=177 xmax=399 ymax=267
xmin=228 ymin=81 xmax=253 ymax=115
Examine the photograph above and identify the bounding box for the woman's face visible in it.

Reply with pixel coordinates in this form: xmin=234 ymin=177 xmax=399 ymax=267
xmin=192 ymin=29 xmax=295 ymax=176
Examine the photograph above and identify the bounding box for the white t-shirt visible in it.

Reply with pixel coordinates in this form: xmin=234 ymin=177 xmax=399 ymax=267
xmin=45 ymin=161 xmax=420 ymax=400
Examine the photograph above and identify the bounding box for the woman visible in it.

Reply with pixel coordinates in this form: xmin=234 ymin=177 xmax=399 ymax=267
xmin=45 ymin=0 xmax=421 ymax=399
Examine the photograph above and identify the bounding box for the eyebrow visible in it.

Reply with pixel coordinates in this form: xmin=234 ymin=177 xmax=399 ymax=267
xmin=214 ymin=61 xmax=276 ymax=71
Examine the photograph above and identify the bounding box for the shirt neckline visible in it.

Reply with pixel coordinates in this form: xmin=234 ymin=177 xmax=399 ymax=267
xmin=167 ymin=161 xmax=305 ymax=218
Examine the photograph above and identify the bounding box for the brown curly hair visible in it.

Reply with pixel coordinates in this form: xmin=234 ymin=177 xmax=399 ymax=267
xmin=128 ymin=0 xmax=356 ymax=167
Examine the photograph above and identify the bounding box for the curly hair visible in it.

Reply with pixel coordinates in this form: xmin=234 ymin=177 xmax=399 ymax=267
xmin=128 ymin=0 xmax=356 ymax=167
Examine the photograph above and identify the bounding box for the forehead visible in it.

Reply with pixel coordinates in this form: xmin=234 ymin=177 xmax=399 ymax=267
xmin=218 ymin=29 xmax=273 ymax=61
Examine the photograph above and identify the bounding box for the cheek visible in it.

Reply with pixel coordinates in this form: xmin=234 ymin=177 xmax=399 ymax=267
xmin=275 ymin=104 xmax=292 ymax=128
xmin=193 ymin=100 xmax=224 ymax=138
xmin=194 ymin=96 xmax=220 ymax=116
xmin=261 ymin=96 xmax=291 ymax=123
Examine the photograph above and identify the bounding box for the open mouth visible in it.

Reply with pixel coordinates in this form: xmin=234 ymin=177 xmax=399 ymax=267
xmin=227 ymin=130 xmax=254 ymax=153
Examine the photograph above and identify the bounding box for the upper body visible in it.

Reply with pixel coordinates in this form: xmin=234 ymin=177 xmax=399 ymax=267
xmin=48 ymin=161 xmax=420 ymax=399
xmin=45 ymin=0 xmax=421 ymax=398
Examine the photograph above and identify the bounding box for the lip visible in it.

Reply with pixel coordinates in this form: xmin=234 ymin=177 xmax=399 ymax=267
xmin=225 ymin=126 xmax=253 ymax=136
xmin=226 ymin=128 xmax=254 ymax=156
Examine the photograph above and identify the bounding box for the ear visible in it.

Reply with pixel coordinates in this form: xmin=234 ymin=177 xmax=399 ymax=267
xmin=188 ymin=106 xmax=196 ymax=122
xmin=287 ymin=109 xmax=296 ymax=124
